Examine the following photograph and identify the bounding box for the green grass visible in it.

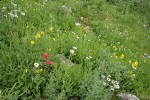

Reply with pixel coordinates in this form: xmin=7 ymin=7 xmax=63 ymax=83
xmin=0 ymin=0 xmax=150 ymax=99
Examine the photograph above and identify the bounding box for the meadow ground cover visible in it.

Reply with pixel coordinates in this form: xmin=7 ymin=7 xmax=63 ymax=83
xmin=0 ymin=0 xmax=150 ymax=100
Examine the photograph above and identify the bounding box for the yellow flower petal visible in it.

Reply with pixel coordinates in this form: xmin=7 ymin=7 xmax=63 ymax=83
xmin=40 ymin=31 xmax=45 ymax=35
xmin=132 ymin=61 xmax=138 ymax=67
xmin=49 ymin=27 xmax=53 ymax=32
xmin=35 ymin=34 xmax=41 ymax=39
xmin=120 ymin=54 xmax=124 ymax=59
xmin=31 ymin=41 xmax=35 ymax=45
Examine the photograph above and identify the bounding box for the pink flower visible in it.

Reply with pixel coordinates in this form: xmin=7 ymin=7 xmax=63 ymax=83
xmin=43 ymin=53 xmax=49 ymax=59
xmin=45 ymin=61 xmax=54 ymax=65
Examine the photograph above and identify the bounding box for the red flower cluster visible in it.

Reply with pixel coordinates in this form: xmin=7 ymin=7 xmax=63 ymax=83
xmin=45 ymin=61 xmax=54 ymax=65
xmin=43 ymin=53 xmax=49 ymax=59
xmin=43 ymin=53 xmax=54 ymax=65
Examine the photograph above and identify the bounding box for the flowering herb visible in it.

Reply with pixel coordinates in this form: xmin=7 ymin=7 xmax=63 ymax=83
xmin=43 ymin=53 xmax=49 ymax=59
xmin=45 ymin=61 xmax=54 ymax=65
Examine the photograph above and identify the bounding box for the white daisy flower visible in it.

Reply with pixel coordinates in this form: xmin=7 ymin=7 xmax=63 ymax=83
xmin=20 ymin=12 xmax=25 ymax=16
xmin=14 ymin=14 xmax=18 ymax=18
xmin=114 ymin=84 xmax=120 ymax=89
xmin=75 ymin=23 xmax=81 ymax=26
xmin=86 ymin=56 xmax=89 ymax=60
xmin=70 ymin=50 xmax=75 ymax=55
xmin=72 ymin=32 xmax=76 ymax=34
xmin=34 ymin=63 xmax=39 ymax=68
xmin=89 ymin=56 xmax=92 ymax=59
xmin=107 ymin=77 xmax=111 ymax=81
xmin=101 ymin=75 xmax=106 ymax=78
xmin=73 ymin=47 xmax=77 ymax=50
xmin=76 ymin=36 xmax=80 ymax=39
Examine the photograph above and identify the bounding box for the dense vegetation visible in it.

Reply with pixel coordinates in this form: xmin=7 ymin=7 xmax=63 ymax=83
xmin=0 ymin=0 xmax=150 ymax=99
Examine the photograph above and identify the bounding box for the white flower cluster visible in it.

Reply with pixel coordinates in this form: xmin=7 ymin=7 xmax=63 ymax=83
xmin=86 ymin=56 xmax=92 ymax=60
xmin=5 ymin=2 xmax=26 ymax=18
xmin=101 ymin=74 xmax=120 ymax=91
xmin=70 ymin=47 xmax=78 ymax=55
xmin=75 ymin=23 xmax=81 ymax=26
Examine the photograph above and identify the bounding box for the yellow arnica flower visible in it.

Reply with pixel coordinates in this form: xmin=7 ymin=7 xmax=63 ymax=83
xmin=132 ymin=61 xmax=138 ymax=67
xmin=49 ymin=27 xmax=53 ymax=32
xmin=40 ymin=31 xmax=45 ymax=35
xmin=113 ymin=46 xmax=118 ymax=51
xmin=31 ymin=41 xmax=35 ymax=45
xmin=120 ymin=54 xmax=124 ymax=59
xmin=35 ymin=34 xmax=41 ymax=39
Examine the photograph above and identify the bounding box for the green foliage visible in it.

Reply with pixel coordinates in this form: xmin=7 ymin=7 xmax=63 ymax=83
xmin=0 ymin=0 xmax=149 ymax=99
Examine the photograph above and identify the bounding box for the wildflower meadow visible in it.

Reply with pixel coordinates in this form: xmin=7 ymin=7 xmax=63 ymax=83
xmin=0 ymin=0 xmax=150 ymax=100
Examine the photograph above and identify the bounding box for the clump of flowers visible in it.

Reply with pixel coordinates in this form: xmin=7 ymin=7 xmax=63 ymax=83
xmin=30 ymin=31 xmax=45 ymax=45
xmin=75 ymin=22 xmax=81 ymax=26
xmin=43 ymin=53 xmax=49 ymax=59
xmin=43 ymin=53 xmax=54 ymax=65
xmin=101 ymin=74 xmax=120 ymax=91
xmin=132 ymin=61 xmax=138 ymax=69
xmin=33 ymin=62 xmax=43 ymax=74
xmin=86 ymin=56 xmax=92 ymax=60
xmin=7 ymin=2 xmax=25 ymax=18
xmin=33 ymin=53 xmax=54 ymax=74
xmin=70 ymin=46 xmax=78 ymax=55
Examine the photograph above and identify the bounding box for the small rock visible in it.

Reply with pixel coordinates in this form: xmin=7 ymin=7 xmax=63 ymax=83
xmin=67 ymin=96 xmax=80 ymax=100
xmin=116 ymin=93 xmax=139 ymax=100
xmin=55 ymin=54 xmax=74 ymax=66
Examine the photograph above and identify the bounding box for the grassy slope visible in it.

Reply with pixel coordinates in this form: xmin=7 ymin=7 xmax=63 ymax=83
xmin=0 ymin=0 xmax=150 ymax=99
xmin=79 ymin=1 xmax=150 ymax=99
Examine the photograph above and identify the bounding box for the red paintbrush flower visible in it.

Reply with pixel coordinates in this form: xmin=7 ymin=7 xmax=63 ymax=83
xmin=43 ymin=53 xmax=49 ymax=59
xmin=45 ymin=60 xmax=54 ymax=65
